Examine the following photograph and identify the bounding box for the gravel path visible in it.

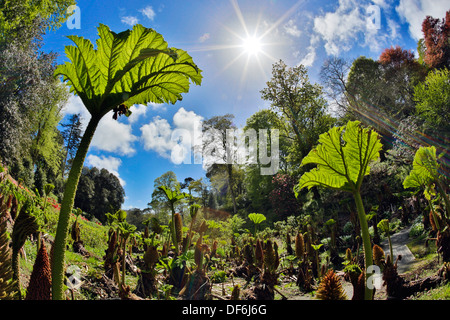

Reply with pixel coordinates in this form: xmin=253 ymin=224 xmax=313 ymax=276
xmin=380 ymin=225 xmax=416 ymax=274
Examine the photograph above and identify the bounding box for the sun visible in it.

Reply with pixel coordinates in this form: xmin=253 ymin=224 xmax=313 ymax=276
xmin=242 ymin=36 xmax=262 ymax=56
xmin=189 ymin=0 xmax=305 ymax=86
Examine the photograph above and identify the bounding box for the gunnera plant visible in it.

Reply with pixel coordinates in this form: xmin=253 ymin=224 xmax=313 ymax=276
xmin=25 ymin=239 xmax=51 ymax=300
xmin=294 ymin=120 xmax=383 ymax=300
xmin=295 ymin=233 xmax=305 ymax=261
xmin=373 ymin=244 xmax=385 ymax=269
xmin=174 ymin=212 xmax=183 ymax=250
xmin=316 ymin=269 xmax=347 ymax=300
xmin=0 ymin=210 xmax=17 ymax=300
xmin=51 ymin=23 xmax=202 ymax=300
xmin=136 ymin=243 xmax=159 ymax=297
xmin=11 ymin=200 xmax=39 ymax=298
xmin=252 ymin=239 xmax=280 ymax=300
xmin=179 ymin=237 xmax=211 ymax=300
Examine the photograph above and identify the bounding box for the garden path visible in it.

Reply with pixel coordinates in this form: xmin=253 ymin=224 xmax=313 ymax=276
xmin=380 ymin=225 xmax=416 ymax=274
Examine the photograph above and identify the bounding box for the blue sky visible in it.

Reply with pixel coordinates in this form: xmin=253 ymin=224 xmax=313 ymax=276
xmin=42 ymin=0 xmax=449 ymax=210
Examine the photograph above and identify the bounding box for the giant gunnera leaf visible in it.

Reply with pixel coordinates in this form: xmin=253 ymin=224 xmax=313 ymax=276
xmin=403 ymin=146 xmax=439 ymax=190
xmin=294 ymin=120 xmax=382 ymax=195
xmin=54 ymin=24 xmax=202 ymax=117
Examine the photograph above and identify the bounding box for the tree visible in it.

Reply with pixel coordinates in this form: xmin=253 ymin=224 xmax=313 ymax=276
xmin=243 ymin=109 xmax=287 ymax=212
xmin=379 ymin=45 xmax=416 ymax=69
xmin=320 ymin=57 xmax=351 ymax=117
xmin=74 ymin=167 xmax=125 ymax=223
xmin=269 ymin=173 xmax=300 ymax=219
xmin=413 ymin=67 xmax=450 ymax=177
xmin=294 ymin=120 xmax=383 ymax=300
xmin=421 ymin=10 xmax=450 ymax=70
xmin=345 ymin=54 xmax=426 ymax=145
xmin=0 ymin=17 xmax=68 ymax=189
xmin=414 ymin=68 xmax=450 ymax=132
xmin=261 ymin=60 xmax=335 ymax=167
xmin=202 ymin=114 xmax=239 ymax=214
xmin=148 ymin=171 xmax=181 ymax=223
xmin=73 ymin=167 xmax=95 ymax=213
xmin=126 ymin=208 xmax=150 ymax=232
xmin=51 ymin=23 xmax=202 ymax=299
xmin=60 ymin=113 xmax=83 ymax=179
xmin=181 ymin=177 xmax=207 ymax=206
xmin=0 ymin=0 xmax=76 ymax=43
xmin=30 ymin=77 xmax=67 ymax=174
xmin=341 ymin=56 xmax=383 ymax=120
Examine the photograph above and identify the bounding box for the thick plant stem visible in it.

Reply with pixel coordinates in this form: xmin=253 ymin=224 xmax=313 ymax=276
xmin=170 ymin=205 xmax=178 ymax=255
xmin=11 ymin=249 xmax=21 ymax=299
xmin=51 ymin=116 xmax=100 ymax=300
xmin=353 ymin=191 xmax=374 ymax=300
xmin=122 ymin=236 xmax=127 ymax=287
xmin=387 ymin=233 xmax=394 ymax=263
xmin=436 ymin=179 xmax=450 ymax=219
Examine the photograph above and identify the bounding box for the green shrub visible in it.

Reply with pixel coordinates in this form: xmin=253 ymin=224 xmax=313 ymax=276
xmin=211 ymin=270 xmax=227 ymax=283
xmin=409 ymin=221 xmax=425 ymax=238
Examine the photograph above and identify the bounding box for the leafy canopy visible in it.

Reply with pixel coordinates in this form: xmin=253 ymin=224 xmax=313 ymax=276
xmin=414 ymin=68 xmax=450 ymax=130
xmin=294 ymin=120 xmax=382 ymax=195
xmin=54 ymin=24 xmax=202 ymax=117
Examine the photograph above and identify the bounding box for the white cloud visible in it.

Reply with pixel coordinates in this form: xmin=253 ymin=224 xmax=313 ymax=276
xmin=312 ymin=0 xmax=406 ymax=56
xmin=140 ymin=6 xmax=156 ymax=20
xmin=387 ymin=18 xmax=400 ymax=40
xmin=173 ymin=108 xmax=203 ymax=132
xmin=86 ymin=155 xmax=125 ymax=186
xmin=62 ymin=94 xmax=87 ymax=118
xmin=283 ymin=19 xmax=301 ymax=37
xmin=140 ymin=107 xmax=203 ymax=164
xmin=313 ymin=0 xmax=366 ymax=56
xmin=62 ymin=94 xmax=91 ymax=131
xmin=62 ymin=96 xmax=152 ymax=156
xmin=198 ymin=33 xmax=211 ymax=43
xmin=396 ymin=0 xmax=449 ymax=40
xmin=298 ymin=35 xmax=319 ymax=67
xmin=148 ymin=102 xmax=166 ymax=112
xmin=91 ymin=111 xmax=138 ymax=155
xmin=371 ymin=0 xmax=390 ymax=9
xmin=121 ymin=16 xmax=139 ymax=26
xmin=61 ymin=94 xmax=93 ymax=137
xmin=140 ymin=116 xmax=173 ymax=156
xmin=299 ymin=49 xmax=316 ymax=67
xmin=128 ymin=103 xmax=166 ymax=124
xmin=128 ymin=104 xmax=148 ymax=124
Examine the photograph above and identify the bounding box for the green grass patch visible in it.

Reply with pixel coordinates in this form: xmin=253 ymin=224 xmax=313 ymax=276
xmin=407 ymin=233 xmax=437 ymax=260
xmin=410 ymin=283 xmax=450 ymax=300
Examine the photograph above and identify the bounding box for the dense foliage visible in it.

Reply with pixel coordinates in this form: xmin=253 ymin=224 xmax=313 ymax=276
xmin=74 ymin=166 xmax=125 ymax=223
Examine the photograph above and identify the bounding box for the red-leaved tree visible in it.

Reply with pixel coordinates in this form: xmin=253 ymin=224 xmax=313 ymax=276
xmin=379 ymin=45 xmax=416 ymax=69
xmin=421 ymin=10 xmax=450 ymax=69
xmin=269 ymin=173 xmax=300 ymax=218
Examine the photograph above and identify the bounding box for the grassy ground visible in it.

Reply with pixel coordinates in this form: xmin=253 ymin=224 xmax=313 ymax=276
xmin=17 ymin=210 xmax=110 ymax=300
xmin=406 ymin=233 xmax=450 ymax=300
